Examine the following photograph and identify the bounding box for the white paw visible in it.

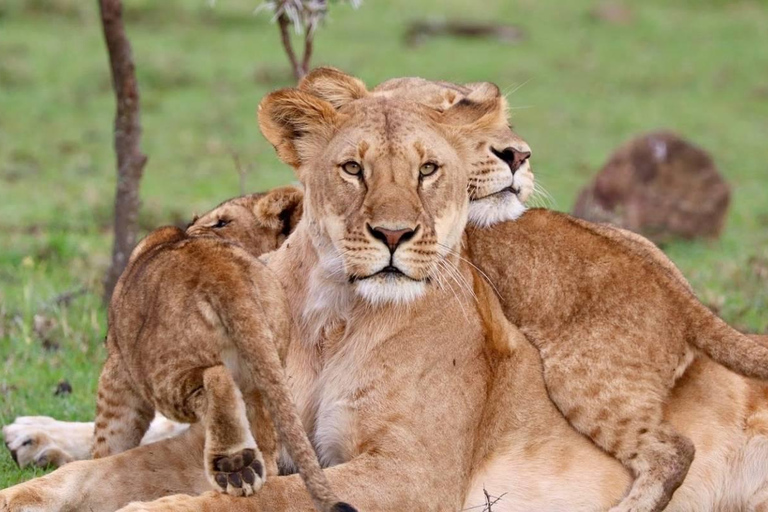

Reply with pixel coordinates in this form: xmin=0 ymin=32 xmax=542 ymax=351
xmin=3 ymin=418 xmax=85 ymax=469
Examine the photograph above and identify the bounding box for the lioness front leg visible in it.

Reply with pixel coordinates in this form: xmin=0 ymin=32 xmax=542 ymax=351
xmin=0 ymin=426 xmax=209 ymax=512
xmin=118 ymin=452 xmax=445 ymax=512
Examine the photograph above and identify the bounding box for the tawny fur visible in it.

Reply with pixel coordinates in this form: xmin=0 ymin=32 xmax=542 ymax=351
xmin=465 ymin=210 xmax=768 ymax=512
xmin=294 ymin=69 xmax=768 ymax=512
xmin=92 ymin=190 xmax=352 ymax=512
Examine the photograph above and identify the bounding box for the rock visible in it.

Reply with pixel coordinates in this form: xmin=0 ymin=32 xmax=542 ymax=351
xmin=573 ymin=131 xmax=730 ymax=243
xmin=590 ymin=2 xmax=634 ymax=26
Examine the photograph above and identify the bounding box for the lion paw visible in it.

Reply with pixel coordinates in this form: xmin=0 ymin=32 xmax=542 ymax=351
xmin=3 ymin=417 xmax=86 ymax=469
xmin=208 ymin=447 xmax=264 ymax=497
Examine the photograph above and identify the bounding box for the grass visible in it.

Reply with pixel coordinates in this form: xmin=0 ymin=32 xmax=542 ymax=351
xmin=1 ymin=0 xmax=767 ymax=487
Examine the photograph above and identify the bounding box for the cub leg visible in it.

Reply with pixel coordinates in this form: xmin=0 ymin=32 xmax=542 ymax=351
xmin=191 ymin=365 xmax=265 ymax=497
xmin=92 ymin=354 xmax=155 ymax=459
xmin=542 ymin=349 xmax=695 ymax=512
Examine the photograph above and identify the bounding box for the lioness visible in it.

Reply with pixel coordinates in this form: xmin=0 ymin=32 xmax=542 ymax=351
xmin=3 ymin=77 xmax=768 ymax=512
xmin=94 ymin=193 xmax=352 ymax=511
xmin=297 ymin=68 xmax=768 ymax=512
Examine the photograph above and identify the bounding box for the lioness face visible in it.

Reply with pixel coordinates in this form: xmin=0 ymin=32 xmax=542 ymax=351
xmin=309 ymin=100 xmax=469 ymax=305
xmin=260 ymin=91 xmax=474 ymax=305
xmin=298 ymin=69 xmax=534 ymax=229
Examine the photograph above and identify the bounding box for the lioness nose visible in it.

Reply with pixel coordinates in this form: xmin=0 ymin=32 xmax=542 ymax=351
xmin=491 ymin=146 xmax=531 ymax=174
xmin=368 ymin=225 xmax=417 ymax=253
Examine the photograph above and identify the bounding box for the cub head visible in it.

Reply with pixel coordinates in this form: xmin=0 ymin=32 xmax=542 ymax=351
xmin=299 ymin=67 xmax=534 ymax=227
xmin=258 ymin=85 xmax=497 ymax=305
xmin=187 ymin=186 xmax=304 ymax=257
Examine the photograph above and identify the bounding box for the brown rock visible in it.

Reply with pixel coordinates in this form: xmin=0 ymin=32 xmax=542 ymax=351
xmin=573 ymin=131 xmax=730 ymax=242
xmin=590 ymin=2 xmax=634 ymax=26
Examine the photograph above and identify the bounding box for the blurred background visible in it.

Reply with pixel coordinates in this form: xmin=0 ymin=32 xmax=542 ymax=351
xmin=0 ymin=0 xmax=767 ymax=485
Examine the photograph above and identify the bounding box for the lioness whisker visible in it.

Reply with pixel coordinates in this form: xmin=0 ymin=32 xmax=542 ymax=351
xmin=436 ymin=242 xmax=501 ymax=299
xmin=432 ymin=260 xmax=469 ymax=322
xmin=441 ymin=257 xmax=478 ymax=304
xmin=435 ymin=255 xmax=477 ymax=307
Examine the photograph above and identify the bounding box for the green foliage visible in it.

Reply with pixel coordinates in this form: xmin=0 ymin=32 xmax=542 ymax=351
xmin=1 ymin=0 xmax=767 ymax=487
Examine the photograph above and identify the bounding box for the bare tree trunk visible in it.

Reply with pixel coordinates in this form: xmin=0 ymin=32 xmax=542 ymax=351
xmin=277 ymin=10 xmax=315 ymax=82
xmin=98 ymin=0 xmax=148 ymax=303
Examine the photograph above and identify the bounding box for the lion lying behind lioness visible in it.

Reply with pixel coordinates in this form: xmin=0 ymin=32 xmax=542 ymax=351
xmin=3 ymin=73 xmax=768 ymax=512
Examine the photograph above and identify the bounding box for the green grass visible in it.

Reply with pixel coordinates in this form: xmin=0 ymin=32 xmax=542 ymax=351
xmin=1 ymin=0 xmax=767 ymax=487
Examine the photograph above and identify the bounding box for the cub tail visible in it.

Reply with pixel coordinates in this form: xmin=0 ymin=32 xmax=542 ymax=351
xmin=691 ymin=306 xmax=768 ymax=380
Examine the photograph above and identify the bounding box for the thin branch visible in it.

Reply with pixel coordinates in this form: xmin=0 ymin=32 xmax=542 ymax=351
xmin=460 ymin=487 xmax=507 ymax=512
xmin=300 ymin=29 xmax=314 ymax=79
xmin=278 ymin=12 xmax=302 ymax=81
xmin=44 ymin=287 xmax=88 ymax=309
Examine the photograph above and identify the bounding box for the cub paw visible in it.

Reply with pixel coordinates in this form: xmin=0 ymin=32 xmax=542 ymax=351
xmin=208 ymin=448 xmax=265 ymax=497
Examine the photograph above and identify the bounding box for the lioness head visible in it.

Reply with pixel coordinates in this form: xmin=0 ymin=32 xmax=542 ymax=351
xmin=298 ymin=68 xmax=534 ymax=227
xmin=187 ymin=186 xmax=304 ymax=257
xmin=259 ymin=86 xmax=500 ymax=305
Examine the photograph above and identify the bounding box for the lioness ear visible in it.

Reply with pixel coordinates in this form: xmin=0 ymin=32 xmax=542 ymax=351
xmin=441 ymin=81 xmax=508 ymax=129
xmin=299 ymin=67 xmax=369 ymax=109
xmin=254 ymin=186 xmax=304 ymax=236
xmin=258 ymin=89 xmax=340 ymax=170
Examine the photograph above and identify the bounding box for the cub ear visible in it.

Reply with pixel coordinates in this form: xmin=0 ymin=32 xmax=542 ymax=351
xmin=441 ymin=81 xmax=508 ymax=129
xmin=299 ymin=67 xmax=369 ymax=109
xmin=254 ymin=186 xmax=304 ymax=236
xmin=258 ymin=89 xmax=341 ymax=170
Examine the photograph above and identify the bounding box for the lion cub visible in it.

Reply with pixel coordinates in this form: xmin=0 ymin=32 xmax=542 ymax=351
xmin=467 ymin=211 xmax=768 ymax=512
xmin=93 ymin=188 xmax=355 ymax=512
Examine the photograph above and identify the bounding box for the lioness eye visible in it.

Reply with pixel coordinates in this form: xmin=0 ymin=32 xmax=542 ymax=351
xmin=420 ymin=162 xmax=438 ymax=177
xmin=341 ymin=161 xmax=362 ymax=176
xmin=213 ymin=219 xmax=229 ymax=229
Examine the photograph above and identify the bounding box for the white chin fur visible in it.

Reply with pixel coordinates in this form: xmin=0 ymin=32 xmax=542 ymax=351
xmin=355 ymin=277 xmax=426 ymax=306
xmin=468 ymin=195 xmax=527 ymax=228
